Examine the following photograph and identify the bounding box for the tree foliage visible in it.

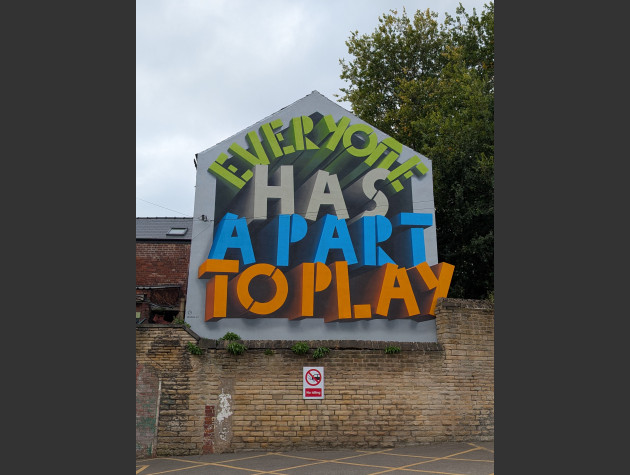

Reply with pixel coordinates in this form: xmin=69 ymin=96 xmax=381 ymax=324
xmin=338 ymin=2 xmax=494 ymax=299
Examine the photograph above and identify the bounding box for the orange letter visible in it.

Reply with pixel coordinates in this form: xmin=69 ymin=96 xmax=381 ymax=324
xmin=407 ymin=262 xmax=455 ymax=316
xmin=283 ymin=262 xmax=332 ymax=319
xmin=230 ymin=263 xmax=288 ymax=315
xmin=322 ymin=261 xmax=352 ymax=322
xmin=197 ymin=259 xmax=240 ymax=320
xmin=373 ymin=263 xmax=420 ymax=317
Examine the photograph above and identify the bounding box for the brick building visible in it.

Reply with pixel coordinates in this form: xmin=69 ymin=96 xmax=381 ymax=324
xmin=136 ymin=217 xmax=193 ymax=324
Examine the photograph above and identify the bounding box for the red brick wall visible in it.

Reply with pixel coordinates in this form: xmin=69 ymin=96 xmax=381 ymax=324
xmin=136 ymin=242 xmax=191 ymax=293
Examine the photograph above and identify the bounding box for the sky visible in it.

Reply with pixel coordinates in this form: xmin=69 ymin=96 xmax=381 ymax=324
xmin=136 ymin=0 xmax=490 ymax=218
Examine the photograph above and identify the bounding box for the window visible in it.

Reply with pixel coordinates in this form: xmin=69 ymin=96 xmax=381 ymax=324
xmin=167 ymin=227 xmax=187 ymax=236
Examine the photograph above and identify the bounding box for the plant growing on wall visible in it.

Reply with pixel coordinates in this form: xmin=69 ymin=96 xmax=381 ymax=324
xmin=291 ymin=341 xmax=310 ymax=355
xmin=226 ymin=341 xmax=247 ymax=355
xmin=312 ymin=347 xmax=330 ymax=360
xmin=173 ymin=317 xmax=191 ymax=329
xmin=219 ymin=331 xmax=241 ymax=341
xmin=384 ymin=345 xmax=401 ymax=354
xmin=186 ymin=342 xmax=203 ymax=355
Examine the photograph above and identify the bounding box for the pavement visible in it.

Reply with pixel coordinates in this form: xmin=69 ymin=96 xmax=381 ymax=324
xmin=135 ymin=441 xmax=494 ymax=474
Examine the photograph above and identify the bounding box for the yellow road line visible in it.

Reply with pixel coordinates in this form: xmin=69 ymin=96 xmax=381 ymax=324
xmin=246 ymin=447 xmax=466 ymax=475
xmin=136 ymin=465 xmax=149 ymax=474
xmin=134 ymin=465 xmax=212 ymax=475
xmin=247 ymin=449 xmax=399 ymax=474
xmin=377 ymin=469 xmax=472 ymax=474
xmin=138 ymin=453 xmax=292 ymax=475
xmin=166 ymin=453 xmax=273 ymax=465
xmin=269 ymin=448 xmax=394 ymax=461
xmin=467 ymin=442 xmax=494 ymax=453
xmin=366 ymin=447 xmax=482 ymax=475
xmin=138 ymin=461 xmax=272 ymax=475
xmin=447 ymin=457 xmax=493 ymax=462
xmin=137 ymin=446 xmax=492 ymax=475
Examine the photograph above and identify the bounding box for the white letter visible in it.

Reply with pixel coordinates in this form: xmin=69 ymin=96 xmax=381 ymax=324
xmin=295 ymin=170 xmax=349 ymax=221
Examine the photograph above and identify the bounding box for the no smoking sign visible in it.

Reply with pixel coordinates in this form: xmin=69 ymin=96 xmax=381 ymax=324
xmin=303 ymin=367 xmax=324 ymax=399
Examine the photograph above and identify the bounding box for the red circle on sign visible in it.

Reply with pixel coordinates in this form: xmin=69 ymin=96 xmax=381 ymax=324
xmin=305 ymin=369 xmax=322 ymax=386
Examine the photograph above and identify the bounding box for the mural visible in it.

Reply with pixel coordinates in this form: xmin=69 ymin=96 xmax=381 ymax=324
xmin=185 ymin=91 xmax=453 ymax=341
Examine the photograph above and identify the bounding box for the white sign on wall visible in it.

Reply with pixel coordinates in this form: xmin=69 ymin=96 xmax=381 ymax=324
xmin=303 ymin=366 xmax=324 ymax=399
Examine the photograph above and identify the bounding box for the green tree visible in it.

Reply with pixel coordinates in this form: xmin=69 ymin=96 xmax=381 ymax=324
xmin=338 ymin=2 xmax=494 ymax=299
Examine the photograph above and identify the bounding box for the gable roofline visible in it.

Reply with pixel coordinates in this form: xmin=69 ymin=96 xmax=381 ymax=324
xmin=195 ymin=90 xmax=355 ymax=158
xmin=136 ymin=217 xmax=194 ymax=241
xmin=194 ymin=90 xmax=430 ymax=171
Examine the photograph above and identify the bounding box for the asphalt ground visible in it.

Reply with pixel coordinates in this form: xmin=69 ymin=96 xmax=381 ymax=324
xmin=136 ymin=441 xmax=494 ymax=475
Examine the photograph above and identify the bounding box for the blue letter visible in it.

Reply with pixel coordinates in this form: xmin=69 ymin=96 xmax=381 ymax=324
xmin=257 ymin=214 xmax=307 ymax=267
xmin=310 ymin=214 xmax=357 ymax=265
xmin=391 ymin=212 xmax=432 ymax=267
xmin=348 ymin=215 xmax=394 ymax=268
xmin=208 ymin=213 xmax=255 ymax=265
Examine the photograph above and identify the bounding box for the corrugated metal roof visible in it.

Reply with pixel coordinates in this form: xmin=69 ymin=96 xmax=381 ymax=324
xmin=136 ymin=217 xmax=194 ymax=240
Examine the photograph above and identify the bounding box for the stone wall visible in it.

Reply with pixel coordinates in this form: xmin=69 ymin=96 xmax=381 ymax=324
xmin=135 ymin=362 xmax=160 ymax=457
xmin=135 ymin=325 xmax=199 ymax=456
xmin=135 ymin=298 xmax=494 ymax=457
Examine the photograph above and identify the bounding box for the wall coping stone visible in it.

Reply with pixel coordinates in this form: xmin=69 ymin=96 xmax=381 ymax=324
xmin=437 ymin=298 xmax=494 ymax=310
xmin=198 ymin=339 xmax=443 ymax=351
xmin=136 ymin=323 xmax=201 ymax=341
